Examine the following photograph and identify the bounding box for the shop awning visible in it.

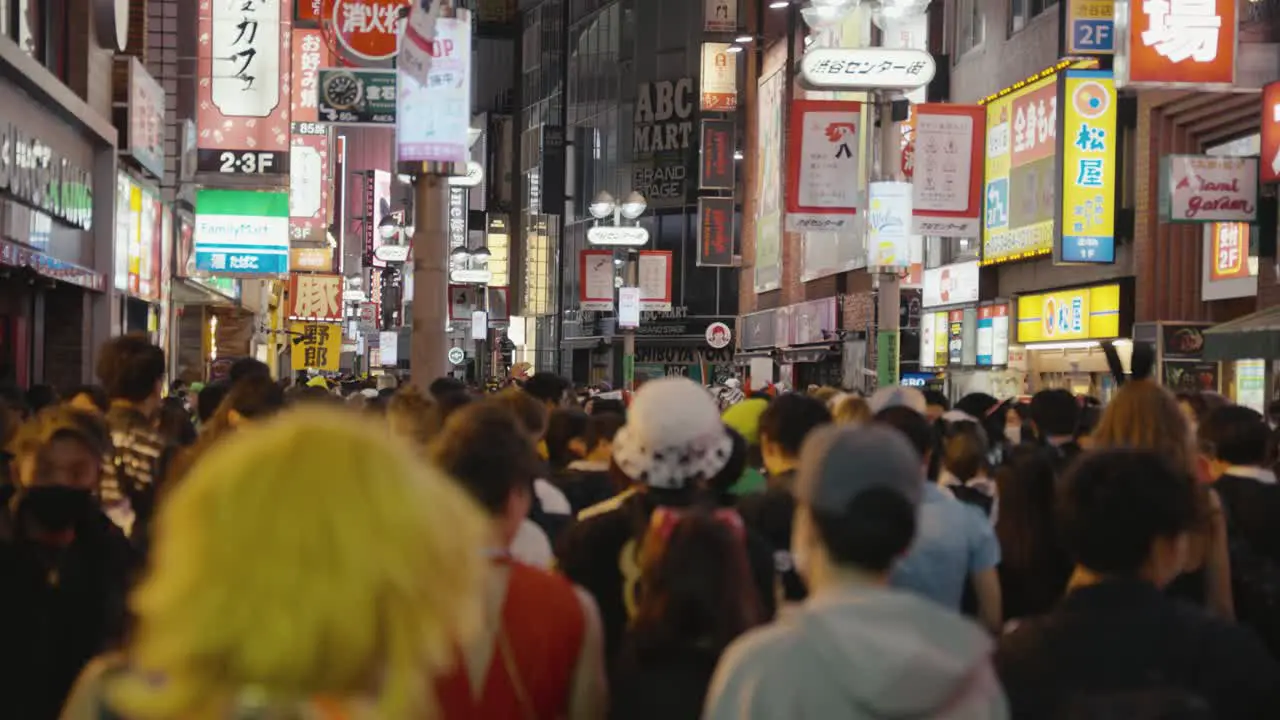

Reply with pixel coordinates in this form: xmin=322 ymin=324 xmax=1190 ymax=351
xmin=779 ymin=343 xmax=841 ymax=363
xmin=170 ymin=278 xmax=238 ymax=306
xmin=1202 ymin=305 xmax=1280 ymax=361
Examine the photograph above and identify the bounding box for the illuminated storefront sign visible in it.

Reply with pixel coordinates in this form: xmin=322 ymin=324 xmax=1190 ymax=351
xmin=1057 ymin=69 xmax=1117 ymax=264
xmin=1016 ymin=283 xmax=1122 ymax=343
xmin=1116 ymin=0 xmax=1237 ymax=87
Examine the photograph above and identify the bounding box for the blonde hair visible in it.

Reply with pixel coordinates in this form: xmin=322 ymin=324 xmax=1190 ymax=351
xmin=1091 ymin=379 xmax=1197 ymax=474
xmin=110 ymin=408 xmax=488 ymax=719
xmin=387 ymin=385 xmax=440 ymax=449
xmin=832 ymin=394 xmax=872 ymax=426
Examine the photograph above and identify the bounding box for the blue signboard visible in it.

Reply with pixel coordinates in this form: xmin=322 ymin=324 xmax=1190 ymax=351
xmin=1066 ymin=0 xmax=1115 ymax=55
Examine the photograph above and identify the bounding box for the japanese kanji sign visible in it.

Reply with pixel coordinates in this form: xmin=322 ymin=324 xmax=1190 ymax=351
xmin=289 ymin=321 xmax=341 ymax=371
xmin=799 ymin=48 xmax=936 ymax=91
xmin=198 ymin=0 xmax=290 ymax=175
xmin=911 ymin=104 xmax=983 ymax=238
xmin=289 ymin=126 xmax=330 ymax=244
xmin=698 ymin=197 xmax=735 ymax=267
xmin=699 ymin=120 xmax=735 ymax=190
xmin=982 ymin=70 xmax=1059 ymax=265
xmin=1066 ymin=0 xmax=1115 ymax=55
xmin=1117 ymin=0 xmax=1236 ymax=87
xmin=1056 ymin=69 xmax=1117 ymax=264
xmin=289 ymin=272 xmax=343 ymax=320
xmin=317 ymin=68 xmax=397 ymax=125
xmin=125 ymin=57 xmax=166 ymax=180
xmin=785 ymin=100 xmax=861 ymax=232
xmin=396 ymin=12 xmax=473 ymax=164
xmin=1262 ymin=81 xmax=1280 ymax=184
xmin=333 ymin=0 xmax=411 ymax=62
xmin=291 ymin=28 xmax=328 ymax=124
xmin=700 ymin=43 xmax=738 ymax=112
xmin=1209 ymin=223 xmax=1250 ymax=281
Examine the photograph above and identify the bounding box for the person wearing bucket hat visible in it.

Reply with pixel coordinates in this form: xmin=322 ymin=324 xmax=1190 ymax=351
xmin=704 ymin=425 xmax=1007 ymax=720
xmin=558 ymin=377 xmax=779 ymax=672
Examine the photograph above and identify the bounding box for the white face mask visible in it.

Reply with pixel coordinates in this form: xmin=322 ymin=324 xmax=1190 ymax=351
xmin=1004 ymin=426 xmax=1022 ymax=445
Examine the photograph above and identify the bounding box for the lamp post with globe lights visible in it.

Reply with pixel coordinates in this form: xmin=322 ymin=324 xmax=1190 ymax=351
xmin=449 ymin=244 xmax=493 ymax=381
xmin=587 ymin=190 xmax=649 ymax=391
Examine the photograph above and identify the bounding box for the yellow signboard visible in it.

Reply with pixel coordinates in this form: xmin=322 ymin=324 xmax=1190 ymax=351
xmin=982 ymin=73 xmax=1059 ymax=265
xmin=289 ymin=321 xmax=342 ymax=371
xmin=1058 ymin=70 xmax=1117 ymax=263
xmin=1016 ymin=284 xmax=1121 ymax=343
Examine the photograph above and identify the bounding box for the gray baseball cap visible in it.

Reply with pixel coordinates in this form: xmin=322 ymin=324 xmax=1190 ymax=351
xmin=795 ymin=424 xmax=924 ymax=514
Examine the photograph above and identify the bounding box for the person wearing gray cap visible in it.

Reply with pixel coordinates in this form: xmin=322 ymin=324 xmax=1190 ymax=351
xmin=703 ymin=425 xmax=1008 ymax=720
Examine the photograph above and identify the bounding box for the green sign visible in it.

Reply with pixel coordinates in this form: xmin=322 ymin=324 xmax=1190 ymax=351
xmin=623 ymin=353 xmax=635 ymax=391
xmin=877 ymin=330 xmax=900 ymax=389
xmin=317 ymin=69 xmax=396 ymax=126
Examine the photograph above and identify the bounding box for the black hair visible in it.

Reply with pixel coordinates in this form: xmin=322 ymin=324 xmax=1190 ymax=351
xmin=228 ymin=358 xmax=271 ymax=385
xmin=1199 ymin=404 xmax=1269 ymax=468
xmin=590 ymin=398 xmax=627 ymax=418
xmin=955 ymin=392 xmax=999 ymax=419
xmin=1058 ymin=449 xmax=1198 ymax=578
xmin=546 ymin=407 xmax=590 ymax=470
xmin=221 ymin=376 xmax=287 ymax=421
xmin=157 ymin=396 xmax=197 ymax=448
xmin=96 ymin=333 xmax=166 ymax=404
xmin=585 ymin=412 xmax=625 ymax=450
xmin=996 ymin=445 xmax=1071 ymax=587
xmin=873 ymin=406 xmax=932 ymax=459
xmin=196 ymin=382 xmax=230 ymax=425
xmin=1030 ymin=389 xmax=1080 ymax=437
xmin=430 ymin=401 xmax=541 ymax=516
xmin=65 ymin=384 xmax=109 ymax=413
xmin=759 ymin=393 xmax=832 ymax=458
xmin=523 ymin=373 xmax=570 ymax=405
xmin=428 ymin=376 xmax=467 ymax=399
xmin=922 ymin=390 xmax=951 ymax=411
xmin=26 ymin=384 xmax=59 ymax=415
xmin=811 ymin=487 xmax=917 ymax=573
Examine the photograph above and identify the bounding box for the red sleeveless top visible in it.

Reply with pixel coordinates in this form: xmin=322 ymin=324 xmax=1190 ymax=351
xmin=435 ymin=560 xmax=587 ymax=720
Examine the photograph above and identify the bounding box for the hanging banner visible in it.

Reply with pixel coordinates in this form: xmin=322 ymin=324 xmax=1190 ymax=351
xmin=1262 ymin=81 xmax=1280 ymax=184
xmin=579 ymin=249 xmax=615 ymax=311
xmin=289 ymin=272 xmax=343 ymax=320
xmin=754 ymin=65 xmax=784 ymax=292
xmin=291 ymin=28 xmax=328 ymax=124
xmin=448 ymin=284 xmax=480 ymax=321
xmin=1066 ymin=0 xmax=1115 ymax=55
xmin=911 ymin=104 xmax=982 ymax=237
xmin=704 ymin=0 xmax=737 ymax=33
xmin=638 ymin=250 xmax=673 ymax=311
xmin=289 ymin=322 xmax=341 ymax=371
xmin=785 ymin=99 xmax=862 ymax=232
xmin=867 ymin=181 xmax=913 ymax=269
xmin=123 ymin=58 xmax=166 ymax=180
xmin=699 ymin=120 xmax=736 ymax=190
xmin=397 ymin=12 xmax=473 ymax=164
xmin=698 ymin=197 xmax=735 ymax=267
xmin=1159 ymin=155 xmax=1258 ymax=223
xmin=700 ymin=43 xmax=738 ymax=112
xmin=289 ymin=126 xmax=330 ymax=245
xmin=1116 ymin=0 xmax=1236 ymax=88
xmin=1057 ymin=69 xmax=1117 ymax=264
xmin=197 ymin=0 xmax=290 ymax=175
xmin=982 ymin=69 xmax=1059 ymax=264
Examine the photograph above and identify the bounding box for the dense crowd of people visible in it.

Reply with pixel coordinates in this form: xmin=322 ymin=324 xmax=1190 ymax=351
xmin=1 ymin=332 xmax=1279 ymax=718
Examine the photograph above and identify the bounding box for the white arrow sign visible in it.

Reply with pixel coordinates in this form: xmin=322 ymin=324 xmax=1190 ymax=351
xmin=800 ymin=48 xmax=936 ymax=91
xmin=587 ymin=226 xmax=650 ymax=247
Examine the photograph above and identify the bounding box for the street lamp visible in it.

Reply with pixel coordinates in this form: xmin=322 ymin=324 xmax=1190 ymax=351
xmin=585 ymin=189 xmax=650 ymax=390
xmin=449 ymin=245 xmax=493 ymax=381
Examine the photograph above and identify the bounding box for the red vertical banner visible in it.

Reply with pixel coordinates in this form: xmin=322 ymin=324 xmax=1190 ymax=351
xmin=291 ymin=28 xmax=328 ymax=124
xmin=911 ymin=103 xmax=984 ymax=237
xmin=1262 ymin=81 xmax=1280 ymax=184
xmin=288 ymin=126 xmax=331 ymax=245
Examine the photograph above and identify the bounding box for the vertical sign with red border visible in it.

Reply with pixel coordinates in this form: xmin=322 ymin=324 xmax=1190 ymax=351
xmin=785 ymin=100 xmax=861 ymax=232
xmin=911 ymin=104 xmax=983 ymax=237
xmin=698 ymin=197 xmax=735 ymax=267
xmin=637 ymin=250 xmax=674 ymax=311
xmin=700 ymin=119 xmax=735 ymax=190
xmin=1262 ymin=81 xmax=1280 ymax=184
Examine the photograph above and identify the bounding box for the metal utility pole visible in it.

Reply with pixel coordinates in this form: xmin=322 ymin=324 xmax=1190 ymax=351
xmin=411 ymin=174 xmax=451 ymax=387
xmin=874 ymin=92 xmax=903 ymax=388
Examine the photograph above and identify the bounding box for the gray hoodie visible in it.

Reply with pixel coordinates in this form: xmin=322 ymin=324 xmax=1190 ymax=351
xmin=703 ymin=584 xmax=1008 ymax=720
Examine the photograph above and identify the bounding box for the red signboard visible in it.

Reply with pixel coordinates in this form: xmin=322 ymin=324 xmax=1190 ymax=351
xmin=1210 ymin=223 xmax=1250 ymax=281
xmin=1262 ymin=81 xmax=1280 ymax=184
xmin=698 ymin=197 xmax=735 ymax=267
xmin=332 ymin=0 xmax=411 ymax=62
xmin=289 ymin=272 xmax=343 ymax=321
xmin=289 ymin=129 xmax=332 ymax=245
xmin=291 ymin=28 xmax=329 ymax=123
xmin=699 ymin=120 xmax=735 ymax=191
xmin=1123 ymin=0 xmax=1236 ymax=86
xmin=1010 ymin=82 xmax=1056 ymax=167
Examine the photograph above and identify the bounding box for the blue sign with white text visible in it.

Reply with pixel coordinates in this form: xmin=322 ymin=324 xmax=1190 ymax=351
xmin=1072 ymin=20 xmax=1114 ymax=53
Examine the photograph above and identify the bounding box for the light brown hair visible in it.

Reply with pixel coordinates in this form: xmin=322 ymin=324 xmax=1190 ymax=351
xmin=1091 ymin=380 xmax=1196 ymax=474
xmin=832 ymin=395 xmax=872 ymax=426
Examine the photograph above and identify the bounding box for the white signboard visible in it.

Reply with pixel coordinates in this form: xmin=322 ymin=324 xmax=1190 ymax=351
xmin=1162 ymin=155 xmax=1258 ymax=223
xmin=912 ymin=108 xmax=980 ymax=237
xmin=880 ymin=14 xmax=930 ymax=104
xmin=786 ymin=103 xmax=861 ymax=231
xmin=920 ymin=312 xmax=936 ymax=367
xmin=211 ymin=0 xmax=280 ymax=117
xmin=397 ymin=14 xmax=472 ymax=163
xmin=867 ymin=181 xmax=913 ymax=269
xmin=374 ymin=245 xmax=411 ymax=263
xmin=379 ymin=331 xmax=399 ymax=366
xmin=922 ymin=261 xmax=981 ymax=308
xmin=448 ymin=161 xmax=485 ymax=187
xmin=448 ymin=346 xmax=466 ymax=365
xmin=471 ymin=310 xmax=488 ymax=340
xmin=704 ymin=0 xmax=737 ymax=32
xmin=581 ymin=251 xmax=615 ymax=311
xmin=800 ymin=48 xmax=937 ymax=91
xmin=289 ymin=142 xmax=323 ymax=218
xmin=588 ymin=226 xmax=650 ymax=246
xmin=638 ymin=252 xmax=672 ymax=311
xmin=617 ymin=287 xmax=641 ymax=328
xmin=700 ymin=43 xmax=738 ymax=112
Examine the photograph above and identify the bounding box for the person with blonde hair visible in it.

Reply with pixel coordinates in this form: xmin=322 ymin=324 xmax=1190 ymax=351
xmin=831 ymin=394 xmax=872 ymax=426
xmin=1090 ymin=347 xmax=1234 ymax=620
xmin=387 ymin=384 xmax=443 ymax=449
xmin=60 ymin=407 xmax=490 ymax=720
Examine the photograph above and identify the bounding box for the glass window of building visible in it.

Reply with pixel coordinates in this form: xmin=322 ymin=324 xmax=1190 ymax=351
xmin=955 ymin=0 xmax=984 ymax=56
xmin=1010 ymin=0 xmax=1057 ymax=34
